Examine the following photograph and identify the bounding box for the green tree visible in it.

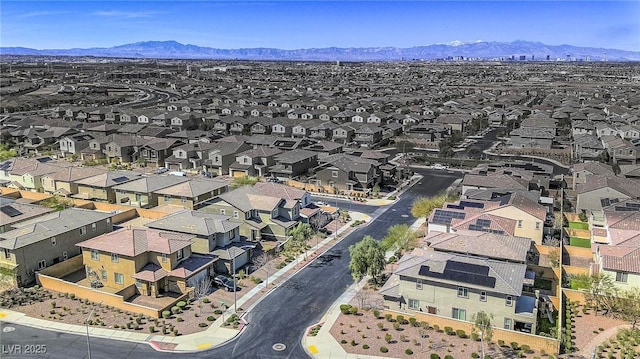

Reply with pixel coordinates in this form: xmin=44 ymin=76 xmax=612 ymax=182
xmin=395 ymin=140 xmax=415 ymax=154
xmin=381 ymin=224 xmax=418 ymax=257
xmin=572 ymin=273 xmax=616 ymax=315
xmin=410 ymin=193 xmax=456 ymax=235
xmin=612 ymin=287 xmax=640 ymax=329
xmin=471 ymin=311 xmax=494 ymax=342
xmin=0 ymin=143 xmax=17 ymax=161
xmin=289 ymin=223 xmax=315 ymax=259
xmin=39 ymin=195 xmax=75 ymax=211
xmin=231 ymin=176 xmax=259 ymax=189
xmin=348 ymin=236 xmax=386 ymax=285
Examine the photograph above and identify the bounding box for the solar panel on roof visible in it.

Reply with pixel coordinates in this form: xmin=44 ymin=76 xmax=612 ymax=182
xmin=0 ymin=162 xmax=11 ymax=170
xmin=36 ymin=157 xmax=52 ymax=163
xmin=432 ymin=209 xmax=466 ymax=224
xmin=626 ymin=203 xmax=640 ymax=209
xmin=460 ymin=200 xmax=484 ymax=209
xmin=112 ymin=176 xmax=129 ymax=183
xmin=476 ymin=219 xmax=491 ymax=227
xmin=419 ymin=262 xmax=496 ymax=288
xmin=0 ymin=205 xmax=22 ymax=217
xmin=615 ymin=206 xmax=637 ymax=212
xmin=446 ymin=204 xmax=464 ymax=210
xmin=601 ymin=198 xmax=611 ymax=207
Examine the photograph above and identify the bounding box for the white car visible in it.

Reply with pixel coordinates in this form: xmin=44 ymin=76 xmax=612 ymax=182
xmin=432 ymin=163 xmax=447 ymax=170
xmin=316 ymin=201 xmax=327 ymax=206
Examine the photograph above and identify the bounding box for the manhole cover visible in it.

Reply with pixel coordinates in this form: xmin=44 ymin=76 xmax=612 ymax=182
xmin=272 ymin=343 xmax=286 ymax=351
xmin=3 ymin=326 xmax=15 ymax=332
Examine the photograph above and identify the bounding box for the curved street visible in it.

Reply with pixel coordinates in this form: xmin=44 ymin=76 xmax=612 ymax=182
xmin=0 ymin=168 xmax=462 ymax=359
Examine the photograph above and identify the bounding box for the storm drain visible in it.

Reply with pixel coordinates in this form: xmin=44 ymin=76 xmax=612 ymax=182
xmin=272 ymin=343 xmax=286 ymax=351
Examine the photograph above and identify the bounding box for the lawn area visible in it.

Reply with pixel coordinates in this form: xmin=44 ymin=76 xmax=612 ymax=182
xmin=568 ymin=221 xmax=589 ymax=230
xmin=570 ymin=237 xmax=591 ymax=248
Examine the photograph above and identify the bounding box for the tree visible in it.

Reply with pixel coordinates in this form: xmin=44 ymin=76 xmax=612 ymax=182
xmin=193 ymin=278 xmax=212 ymax=314
xmin=289 ymin=223 xmax=315 ymax=259
xmin=410 ymin=193 xmax=454 ymax=235
xmin=572 ymin=273 xmax=616 ymax=315
xmin=348 ymin=236 xmax=386 ymax=285
xmin=395 ymin=140 xmax=415 ymax=154
xmin=612 ymin=287 xmax=640 ymax=329
xmin=472 ymin=311 xmax=493 ymax=358
xmin=252 ymin=252 xmax=275 ymax=288
xmin=381 ymin=224 xmax=419 ymax=257
xmin=0 ymin=143 xmax=17 ymax=161
xmin=40 ymin=195 xmax=75 ymax=211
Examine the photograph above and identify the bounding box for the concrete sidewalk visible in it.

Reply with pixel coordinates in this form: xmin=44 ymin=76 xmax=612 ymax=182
xmin=0 ymin=211 xmax=372 ymax=353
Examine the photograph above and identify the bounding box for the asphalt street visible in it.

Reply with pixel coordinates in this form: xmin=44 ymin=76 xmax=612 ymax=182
xmin=0 ymin=169 xmax=462 ymax=359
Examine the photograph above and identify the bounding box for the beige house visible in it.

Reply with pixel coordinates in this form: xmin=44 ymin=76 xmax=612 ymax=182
xmin=153 ymin=178 xmax=230 ymax=210
xmin=0 ymin=208 xmax=113 ymax=286
xmin=74 ymin=171 xmax=142 ymax=203
xmin=41 ymin=166 xmax=107 ymax=196
xmin=112 ymin=176 xmax=190 ymax=208
xmin=594 ymin=245 xmax=640 ymax=291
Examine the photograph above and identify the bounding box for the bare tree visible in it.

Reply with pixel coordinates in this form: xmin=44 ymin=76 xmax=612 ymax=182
xmin=193 ymin=278 xmax=212 ymax=314
xmin=353 ymin=290 xmax=373 ymax=310
xmin=253 ymin=252 xmax=275 ymax=288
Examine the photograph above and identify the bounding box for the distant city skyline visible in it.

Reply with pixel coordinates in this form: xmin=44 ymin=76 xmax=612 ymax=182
xmin=2 ymin=1 xmax=639 ymax=52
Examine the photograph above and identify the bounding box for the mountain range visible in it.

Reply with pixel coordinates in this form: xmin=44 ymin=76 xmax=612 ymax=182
xmin=2 ymin=40 xmax=639 ymax=61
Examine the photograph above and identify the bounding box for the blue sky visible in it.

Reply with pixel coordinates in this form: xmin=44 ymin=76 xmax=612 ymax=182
xmin=2 ymin=1 xmax=639 ymax=51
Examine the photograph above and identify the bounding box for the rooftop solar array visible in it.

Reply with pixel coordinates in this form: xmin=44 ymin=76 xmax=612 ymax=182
xmin=432 ymin=209 xmax=466 ymax=224
xmin=112 ymin=176 xmax=130 ymax=183
xmin=460 ymin=200 xmax=485 ymax=209
xmin=418 ymin=260 xmax=496 ymax=288
xmin=601 ymin=198 xmax=620 ymax=207
xmin=0 ymin=205 xmax=22 ymax=218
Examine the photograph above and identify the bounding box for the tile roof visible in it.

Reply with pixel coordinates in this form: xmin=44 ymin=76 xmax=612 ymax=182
xmin=145 ymin=210 xmax=241 ymax=236
xmin=424 ymin=230 xmax=531 ymax=262
xmin=461 ymin=174 xmax=529 ymax=191
xmin=76 ymin=228 xmax=194 ymax=256
xmin=599 ymin=245 xmax=640 ymax=274
xmin=153 ymin=178 xmax=230 ymax=197
xmin=112 ymin=175 xmax=190 ymax=193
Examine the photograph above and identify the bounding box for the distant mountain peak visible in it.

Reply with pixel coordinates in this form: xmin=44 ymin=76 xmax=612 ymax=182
xmin=1 ymin=40 xmax=639 ymax=61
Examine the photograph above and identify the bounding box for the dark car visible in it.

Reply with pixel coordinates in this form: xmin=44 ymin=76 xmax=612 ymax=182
xmin=319 ymin=227 xmax=333 ymax=235
xmin=214 ymin=275 xmax=238 ymax=292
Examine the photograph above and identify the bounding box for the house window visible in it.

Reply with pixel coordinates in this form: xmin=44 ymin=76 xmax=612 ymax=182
xmin=162 ymin=254 xmax=167 ymax=263
xmin=517 ymin=220 xmax=523 ymax=228
xmin=106 ymin=218 xmax=111 ymax=225
xmin=51 ymin=237 xmax=57 ymax=246
xmin=101 ymin=270 xmax=107 ymax=281
xmin=233 ymin=211 xmax=239 ymax=219
xmin=535 ymin=222 xmax=540 ymax=230
xmin=506 ymin=295 xmax=513 ymax=306
xmin=245 ymin=212 xmax=251 ymax=220
xmin=220 ymin=209 xmax=226 ymax=215
xmin=480 ymin=291 xmax=487 ymax=302
xmin=408 ymin=299 xmax=420 ymax=310
xmin=38 ymin=260 xmax=46 ymax=270
xmin=504 ymin=318 xmax=512 ymax=330
xmin=177 ymin=249 xmax=184 ymax=260
xmin=616 ymin=272 xmax=628 ymax=283
xmin=457 ymin=287 xmax=469 ymax=298
xmin=111 ymin=253 xmax=119 ymax=263
xmin=62 ymin=251 xmax=68 ymax=260
xmin=331 ymin=170 xmax=339 ymax=178
xmin=272 ymin=209 xmax=278 ymax=218
xmin=452 ymin=308 xmax=466 ymax=321
xmin=3 ymin=249 xmax=9 ymax=259
xmin=416 ymin=279 xmax=423 ymax=290
xmin=80 ymin=226 xmax=87 ymax=235
xmin=181 ymin=197 xmax=187 ymax=204
xmin=114 ymin=272 xmax=124 ymax=285
xmin=164 ymin=195 xmax=172 ymax=202
xmin=92 ymin=223 xmax=97 ymax=232
xmin=90 ymin=249 xmax=100 ymax=261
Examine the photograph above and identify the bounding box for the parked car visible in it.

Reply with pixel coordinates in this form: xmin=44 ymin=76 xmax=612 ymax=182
xmin=213 ymin=275 xmax=238 ymax=292
xmin=154 ymin=167 xmax=168 ymax=174
xmin=319 ymin=227 xmax=333 ymax=235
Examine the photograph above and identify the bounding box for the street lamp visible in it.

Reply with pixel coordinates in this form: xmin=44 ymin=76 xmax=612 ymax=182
xmin=226 ymin=247 xmax=237 ymax=313
xmin=86 ymin=301 xmax=101 ymax=359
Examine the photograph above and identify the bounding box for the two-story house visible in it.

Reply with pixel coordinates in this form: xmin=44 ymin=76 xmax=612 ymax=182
xmin=74 ymin=171 xmax=143 ymax=203
xmin=76 ymin=228 xmax=216 ymax=298
xmin=153 ymin=178 xmax=230 ymax=210
xmin=41 ymin=166 xmax=107 ymax=196
xmin=270 ymin=149 xmax=319 ymax=179
xmin=312 ymin=154 xmax=381 ymax=193
xmin=0 ymin=208 xmax=114 ymax=286
xmin=112 ymin=175 xmax=191 ymax=208
xmin=204 ymin=141 xmax=252 ymax=176
xmin=229 ymin=147 xmax=282 ymax=178
xmin=145 ymin=210 xmax=246 ymax=273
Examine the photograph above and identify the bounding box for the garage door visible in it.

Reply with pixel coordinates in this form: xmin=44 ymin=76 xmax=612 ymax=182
xmin=232 ymin=171 xmax=247 ymax=178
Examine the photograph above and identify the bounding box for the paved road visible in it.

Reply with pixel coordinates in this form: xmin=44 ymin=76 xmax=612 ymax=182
xmin=0 ymin=170 xmax=462 ymax=359
xmin=309 ymin=195 xmax=378 ymax=214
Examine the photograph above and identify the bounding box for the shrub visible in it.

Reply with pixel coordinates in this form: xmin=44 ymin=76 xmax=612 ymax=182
xmin=340 ymin=339 xmax=347 ymax=344
xmin=176 ymin=317 xmax=184 ymax=322
xmin=431 ymin=354 xmax=441 ymax=359
xmin=207 ymin=316 xmax=215 ymax=321
xmin=202 ymin=298 xmax=210 ymax=303
xmin=363 ymin=344 xmax=369 ymax=349
xmin=171 ymin=306 xmax=180 ymax=314
xmin=498 ymin=340 xmax=505 ymax=347
xmin=349 ymin=306 xmax=359 ymax=315
xmin=162 ymin=310 xmax=171 ymax=319
xmin=471 ymin=353 xmax=480 ymax=358
xmin=385 ymin=313 xmax=393 ymax=322
xmin=149 ymin=326 xmax=155 ymax=333
xmin=380 ymin=347 xmax=388 ymax=353
xmin=340 ymin=304 xmax=352 ymax=314
xmin=409 ymin=317 xmax=417 ymax=327
xmin=176 ymin=301 xmax=187 ymax=309
xmin=214 ymin=309 xmax=223 ymax=315
xmin=397 ymin=315 xmax=405 ymax=324
xmin=445 ymin=356 xmax=454 ymax=359
xmin=510 ymin=342 xmax=519 ymax=350
xmin=406 ymin=349 xmax=414 ymax=355
xmin=372 ymin=309 xmax=380 ymax=318
xmin=199 ymin=323 xmax=208 ymax=328
xmin=433 ymin=325 xmax=440 ymax=332
xmin=471 ymin=332 xmax=480 ymax=341
xmin=385 ymin=333 xmax=392 ymax=343
xmin=456 ymin=329 xmax=467 ymax=338
xmin=393 ymin=322 xmax=401 ymax=331
xmin=521 ymin=344 xmax=531 ymax=353
xmin=377 ymin=322 xmax=385 ymax=331
xmin=350 ymin=339 xmax=357 ymax=346
xmin=444 ymin=326 xmax=454 ymax=335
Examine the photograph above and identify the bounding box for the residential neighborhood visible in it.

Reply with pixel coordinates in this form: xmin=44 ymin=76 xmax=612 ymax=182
xmin=0 ymin=58 xmax=639 ymax=359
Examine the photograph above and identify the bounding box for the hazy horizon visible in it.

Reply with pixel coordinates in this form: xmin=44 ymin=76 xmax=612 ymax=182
xmin=2 ymin=1 xmax=639 ymax=52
